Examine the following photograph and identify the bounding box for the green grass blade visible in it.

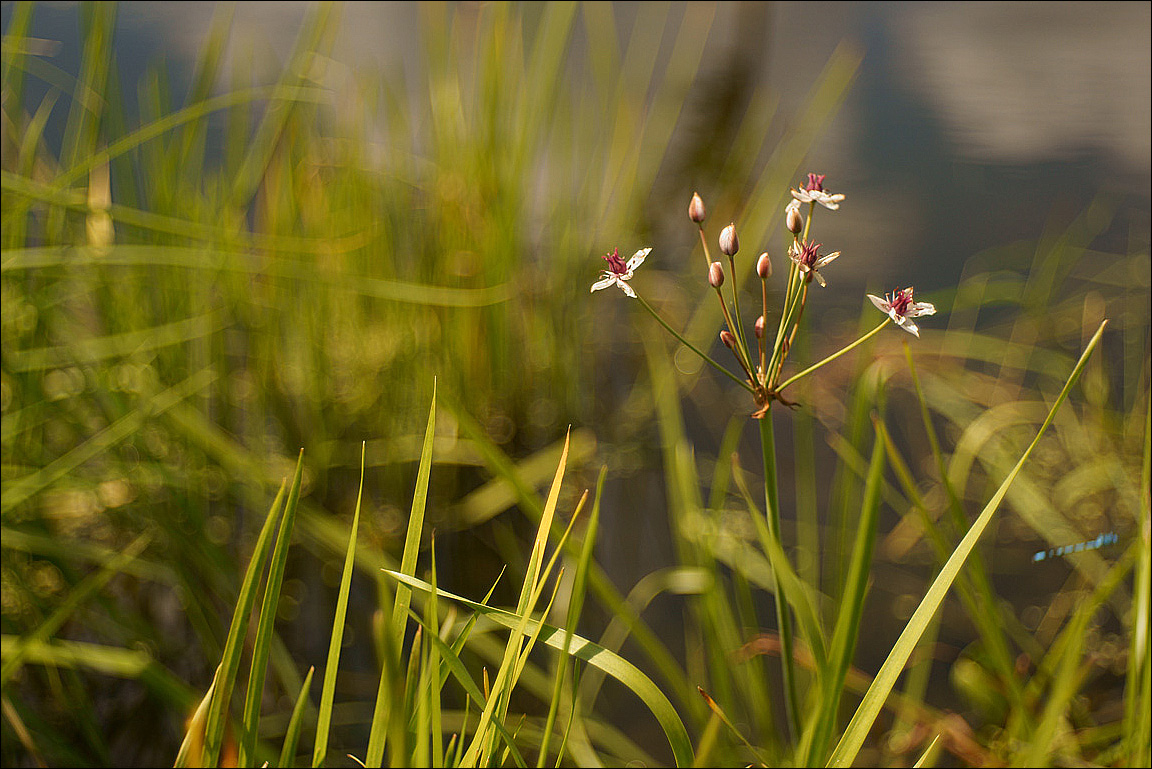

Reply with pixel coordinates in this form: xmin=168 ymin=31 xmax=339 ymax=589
xmin=826 ymin=319 xmax=1107 ymax=768
xmin=805 ymin=420 xmax=886 ymax=765
xmin=201 ymin=471 xmax=291 ymax=767
xmin=312 ymin=443 xmax=367 ymax=768
xmin=538 ymin=468 xmax=604 ymax=767
xmin=383 ymin=570 xmax=694 ymax=768
xmin=175 ymin=664 xmax=219 ymax=768
xmin=461 ymin=430 xmax=570 ymax=766
xmin=279 ymin=666 xmax=315 ymax=769
xmin=239 ymin=453 xmax=305 ymax=766
xmin=365 ymin=384 xmax=436 ymax=766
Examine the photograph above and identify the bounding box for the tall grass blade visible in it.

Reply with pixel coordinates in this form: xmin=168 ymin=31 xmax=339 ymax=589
xmin=384 ymin=570 xmax=694 ymax=768
xmin=200 ymin=472 xmax=291 ymax=766
xmin=826 ymin=320 xmax=1107 ymax=768
xmin=366 ymin=383 xmax=436 ymax=765
xmin=805 ymin=421 xmax=886 ymax=765
xmin=279 ymin=666 xmax=315 ymax=769
xmin=312 ymin=443 xmax=367 ymax=768
xmin=175 ymin=664 xmax=219 ymax=768
xmin=239 ymin=453 xmax=305 ymax=766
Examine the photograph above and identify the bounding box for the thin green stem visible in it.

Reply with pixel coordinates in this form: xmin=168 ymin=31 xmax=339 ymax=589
xmin=697 ymin=226 xmax=713 ymax=272
xmin=776 ymin=319 xmax=890 ymax=393
xmin=727 ymin=254 xmax=751 ymax=359
xmin=759 ymin=413 xmax=800 ymax=743
xmin=634 ymin=293 xmax=755 ymax=393
xmin=714 ymin=287 xmax=756 ymax=382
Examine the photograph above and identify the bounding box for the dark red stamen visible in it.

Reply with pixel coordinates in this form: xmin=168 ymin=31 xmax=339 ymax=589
xmin=798 ymin=241 xmax=822 ymax=267
xmin=805 ymin=173 xmax=826 ymax=192
xmin=890 ymin=288 xmax=913 ymax=316
xmin=602 ymin=247 xmax=627 ymax=275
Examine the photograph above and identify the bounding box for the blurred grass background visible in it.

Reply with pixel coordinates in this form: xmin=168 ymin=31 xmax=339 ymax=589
xmin=1 ymin=2 xmax=1149 ymax=766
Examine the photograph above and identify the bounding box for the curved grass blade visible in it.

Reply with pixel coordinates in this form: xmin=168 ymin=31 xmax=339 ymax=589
xmin=312 ymin=443 xmax=367 ymax=768
xmin=826 ymin=319 xmax=1107 ymax=768
xmin=383 ymin=570 xmax=695 ymax=768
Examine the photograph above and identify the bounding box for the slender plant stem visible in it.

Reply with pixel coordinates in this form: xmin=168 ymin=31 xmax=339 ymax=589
xmin=715 ymin=287 xmax=756 ymax=381
xmin=634 ymin=293 xmax=755 ymax=393
xmin=759 ymin=413 xmax=800 ymax=742
xmin=728 ymin=254 xmax=751 ymax=357
xmin=697 ymin=226 xmax=713 ymax=271
xmin=776 ymin=319 xmax=890 ymax=393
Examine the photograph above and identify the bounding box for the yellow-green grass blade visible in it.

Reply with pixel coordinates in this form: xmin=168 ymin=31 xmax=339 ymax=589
xmin=366 ymin=384 xmax=437 ymax=766
xmin=312 ymin=442 xmax=367 ymax=768
xmin=826 ymin=319 xmax=1107 ymax=768
xmin=912 ymin=734 xmax=941 ymax=768
xmin=462 ymin=430 xmax=570 ymax=766
xmin=175 ymin=663 xmax=218 ymax=768
xmin=238 ymin=453 xmax=305 ymax=766
xmin=400 ymin=606 xmax=527 ymax=768
xmin=539 ymin=468 xmax=604 ymax=767
xmin=384 ymin=570 xmax=694 ymax=768
xmin=445 ymin=395 xmax=694 ymax=714
xmin=279 ymin=666 xmax=315 ymax=769
xmin=200 ymin=472 xmax=291 ymax=767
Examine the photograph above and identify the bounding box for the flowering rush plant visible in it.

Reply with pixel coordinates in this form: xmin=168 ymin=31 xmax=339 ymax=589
xmin=590 ymin=174 xmax=938 ymax=746
xmin=590 ymin=174 xmax=936 ymax=419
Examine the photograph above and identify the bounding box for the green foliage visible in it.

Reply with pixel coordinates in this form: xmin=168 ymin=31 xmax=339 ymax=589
xmin=2 ymin=2 xmax=1149 ymax=768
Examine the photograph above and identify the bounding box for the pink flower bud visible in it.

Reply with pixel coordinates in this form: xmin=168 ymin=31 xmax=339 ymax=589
xmin=688 ymin=192 xmax=706 ymax=224
xmin=719 ymin=223 xmax=739 ymax=257
xmin=708 ymin=261 xmax=725 ymax=288
xmin=786 ymin=205 xmax=803 ymax=235
xmin=719 ymin=330 xmax=737 ymax=349
xmin=757 ymin=252 xmax=772 ymax=279
xmin=755 ymin=315 xmax=766 ymax=339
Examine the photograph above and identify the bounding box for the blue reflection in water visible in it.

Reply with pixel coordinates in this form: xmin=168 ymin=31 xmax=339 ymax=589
xmin=1032 ymin=532 xmax=1118 ymax=563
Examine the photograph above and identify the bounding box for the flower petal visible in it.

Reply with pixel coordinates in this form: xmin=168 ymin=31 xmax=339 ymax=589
xmin=616 ymin=279 xmax=637 ymax=298
xmin=815 ymin=251 xmax=841 ymax=269
xmin=590 ymin=276 xmax=617 ymax=293
xmin=627 ymin=247 xmax=652 ymax=271
xmin=897 ymin=317 xmax=921 ymax=337
xmin=813 ymin=270 xmax=827 ymax=287
xmin=867 ymin=294 xmax=891 ymax=313
xmin=909 ymin=301 xmax=936 ymax=317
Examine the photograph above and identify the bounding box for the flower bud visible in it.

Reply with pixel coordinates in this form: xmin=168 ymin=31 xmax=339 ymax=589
xmin=786 ymin=205 xmax=803 ymax=235
xmin=708 ymin=261 xmax=725 ymax=288
xmin=757 ymin=252 xmax=772 ymax=279
xmin=688 ymin=192 xmax=706 ymax=224
xmin=719 ymin=330 xmax=737 ymax=350
xmin=719 ymin=223 xmax=739 ymax=256
xmin=755 ymin=315 xmax=766 ymax=339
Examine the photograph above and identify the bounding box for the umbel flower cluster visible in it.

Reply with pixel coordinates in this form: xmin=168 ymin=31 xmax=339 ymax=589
xmin=591 ymin=174 xmax=936 ymax=417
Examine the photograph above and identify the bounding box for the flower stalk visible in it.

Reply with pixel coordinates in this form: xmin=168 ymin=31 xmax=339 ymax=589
xmin=589 ymin=176 xmax=938 ymax=751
